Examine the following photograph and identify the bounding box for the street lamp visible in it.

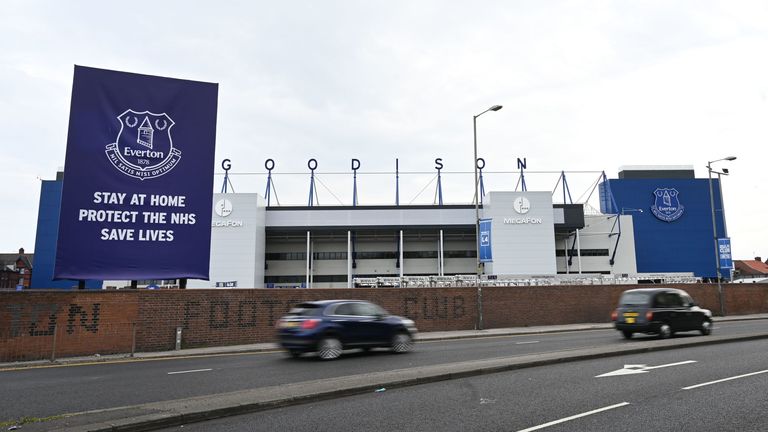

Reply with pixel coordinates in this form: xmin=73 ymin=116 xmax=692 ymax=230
xmin=707 ymin=156 xmax=736 ymax=316
xmin=473 ymin=104 xmax=502 ymax=330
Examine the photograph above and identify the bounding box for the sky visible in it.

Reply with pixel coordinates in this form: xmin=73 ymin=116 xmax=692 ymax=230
xmin=1 ymin=0 xmax=766 ymax=260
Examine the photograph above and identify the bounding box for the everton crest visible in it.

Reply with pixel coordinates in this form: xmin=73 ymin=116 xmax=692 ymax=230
xmin=105 ymin=109 xmax=182 ymax=180
xmin=650 ymin=188 xmax=684 ymax=222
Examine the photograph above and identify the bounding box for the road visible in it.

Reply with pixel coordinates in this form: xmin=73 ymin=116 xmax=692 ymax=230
xmin=1 ymin=319 xmax=764 ymax=422
xmin=159 ymin=338 xmax=768 ymax=432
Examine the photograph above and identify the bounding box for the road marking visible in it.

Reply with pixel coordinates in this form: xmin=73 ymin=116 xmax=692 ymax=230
xmin=167 ymin=368 xmax=213 ymax=375
xmin=596 ymin=360 xmax=696 ymax=377
xmin=516 ymin=341 xmax=540 ymax=345
xmin=682 ymin=369 xmax=768 ymax=390
xmin=516 ymin=402 xmax=630 ymax=431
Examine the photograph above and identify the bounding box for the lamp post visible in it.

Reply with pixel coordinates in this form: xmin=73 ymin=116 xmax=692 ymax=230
xmin=707 ymin=156 xmax=736 ymax=316
xmin=473 ymin=104 xmax=501 ymax=330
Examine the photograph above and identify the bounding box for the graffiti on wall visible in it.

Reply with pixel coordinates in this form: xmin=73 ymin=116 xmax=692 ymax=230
xmin=3 ymin=303 xmax=101 ymax=337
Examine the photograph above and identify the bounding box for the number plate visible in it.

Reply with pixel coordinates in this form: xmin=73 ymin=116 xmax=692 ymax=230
xmin=623 ymin=312 xmax=638 ymax=324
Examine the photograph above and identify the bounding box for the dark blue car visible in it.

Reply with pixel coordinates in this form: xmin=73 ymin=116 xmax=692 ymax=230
xmin=277 ymin=300 xmax=418 ymax=360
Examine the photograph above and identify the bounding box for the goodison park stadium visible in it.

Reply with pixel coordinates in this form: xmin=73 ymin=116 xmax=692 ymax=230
xmin=31 ymin=160 xmax=730 ymax=289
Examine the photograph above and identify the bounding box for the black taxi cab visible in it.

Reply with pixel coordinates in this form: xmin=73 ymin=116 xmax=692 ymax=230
xmin=611 ymin=288 xmax=713 ymax=339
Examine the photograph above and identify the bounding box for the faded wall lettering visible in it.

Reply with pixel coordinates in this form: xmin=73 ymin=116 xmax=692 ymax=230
xmin=66 ymin=303 xmax=101 ymax=334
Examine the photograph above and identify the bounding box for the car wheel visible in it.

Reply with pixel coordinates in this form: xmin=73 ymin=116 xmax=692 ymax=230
xmin=658 ymin=323 xmax=672 ymax=339
xmin=700 ymin=320 xmax=713 ymax=336
xmin=621 ymin=330 xmax=633 ymax=340
xmin=317 ymin=337 xmax=342 ymax=360
xmin=391 ymin=332 xmax=413 ymax=353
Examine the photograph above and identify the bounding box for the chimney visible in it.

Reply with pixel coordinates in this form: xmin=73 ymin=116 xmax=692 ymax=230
xmin=755 ymin=257 xmax=762 ymax=262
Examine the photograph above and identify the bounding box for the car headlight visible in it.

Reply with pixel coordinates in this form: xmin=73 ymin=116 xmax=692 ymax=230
xmin=703 ymin=309 xmax=712 ymax=318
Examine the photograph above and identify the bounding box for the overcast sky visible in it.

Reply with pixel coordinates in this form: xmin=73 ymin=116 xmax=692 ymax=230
xmin=2 ymin=0 xmax=766 ymax=260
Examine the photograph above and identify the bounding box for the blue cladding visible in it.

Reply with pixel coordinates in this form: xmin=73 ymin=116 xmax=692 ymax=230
xmin=31 ymin=180 xmax=102 ymax=289
xmin=599 ymin=178 xmax=726 ymax=278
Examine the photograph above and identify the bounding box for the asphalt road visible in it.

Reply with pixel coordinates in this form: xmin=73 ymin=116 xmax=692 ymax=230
xmin=160 ymin=338 xmax=768 ymax=432
xmin=1 ymin=320 xmax=765 ymax=422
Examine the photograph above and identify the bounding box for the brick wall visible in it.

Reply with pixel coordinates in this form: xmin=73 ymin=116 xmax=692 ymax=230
xmin=1 ymin=283 xmax=766 ymax=361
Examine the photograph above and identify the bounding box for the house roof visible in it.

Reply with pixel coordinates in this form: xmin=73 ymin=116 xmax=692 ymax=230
xmin=0 ymin=253 xmax=33 ymax=269
xmin=735 ymin=260 xmax=768 ymax=276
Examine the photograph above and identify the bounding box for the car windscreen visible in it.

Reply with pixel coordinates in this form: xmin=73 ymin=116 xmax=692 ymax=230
xmin=619 ymin=292 xmax=651 ymax=306
xmin=286 ymin=303 xmax=324 ymax=317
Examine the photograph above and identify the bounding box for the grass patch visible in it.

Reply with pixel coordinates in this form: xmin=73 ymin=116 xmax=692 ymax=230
xmin=0 ymin=414 xmax=66 ymax=428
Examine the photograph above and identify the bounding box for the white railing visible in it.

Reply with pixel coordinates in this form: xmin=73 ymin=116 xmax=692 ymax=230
xmin=352 ymin=273 xmax=700 ymax=287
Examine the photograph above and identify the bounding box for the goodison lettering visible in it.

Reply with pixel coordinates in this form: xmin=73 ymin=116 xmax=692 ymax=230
xmin=503 ymin=217 xmax=543 ymax=224
xmin=124 ymin=147 xmax=165 ymax=158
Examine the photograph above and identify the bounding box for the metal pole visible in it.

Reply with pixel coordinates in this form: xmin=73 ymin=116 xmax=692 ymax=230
xmin=50 ymin=323 xmax=58 ymax=362
xmin=473 ymin=115 xmax=483 ymax=330
xmin=347 ymin=230 xmax=352 ymax=288
xmin=399 ymin=230 xmax=404 ymax=279
xmin=306 ymin=231 xmax=311 ymax=288
xmin=131 ymin=323 xmax=137 ymax=357
xmin=707 ymin=163 xmax=725 ymax=316
xmin=473 ymin=115 xmax=480 ymax=281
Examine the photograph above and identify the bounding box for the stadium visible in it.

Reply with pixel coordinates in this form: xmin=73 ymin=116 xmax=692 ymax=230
xmin=30 ymin=161 xmax=729 ymax=289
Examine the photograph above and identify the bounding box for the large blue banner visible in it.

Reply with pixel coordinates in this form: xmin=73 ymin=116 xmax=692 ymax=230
xmin=54 ymin=66 xmax=218 ymax=280
xmin=479 ymin=218 xmax=493 ymax=263
xmin=718 ymin=238 xmax=733 ymax=270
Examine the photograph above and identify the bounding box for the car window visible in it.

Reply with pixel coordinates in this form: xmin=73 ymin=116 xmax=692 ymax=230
xmin=681 ymin=294 xmax=695 ymax=306
xmin=352 ymin=302 xmax=387 ymax=316
xmin=654 ymin=292 xmax=683 ymax=308
xmin=667 ymin=293 xmax=684 ymax=307
xmin=619 ymin=292 xmax=651 ymax=306
xmin=333 ymin=303 xmax=355 ymax=315
xmin=286 ymin=303 xmax=323 ymax=316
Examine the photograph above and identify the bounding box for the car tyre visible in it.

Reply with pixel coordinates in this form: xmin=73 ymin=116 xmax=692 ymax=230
xmin=700 ymin=320 xmax=713 ymax=336
xmin=658 ymin=323 xmax=672 ymax=339
xmin=391 ymin=332 xmax=413 ymax=354
xmin=621 ymin=330 xmax=633 ymax=340
xmin=317 ymin=336 xmax=342 ymax=360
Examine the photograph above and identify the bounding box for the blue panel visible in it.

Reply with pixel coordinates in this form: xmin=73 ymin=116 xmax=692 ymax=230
xmin=31 ymin=180 xmax=102 ymax=289
xmin=479 ymin=218 xmax=493 ymax=263
xmin=599 ymin=178 xmax=726 ymax=278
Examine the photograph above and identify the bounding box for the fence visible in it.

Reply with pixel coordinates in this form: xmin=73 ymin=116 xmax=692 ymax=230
xmin=0 ymin=322 xmax=137 ymax=363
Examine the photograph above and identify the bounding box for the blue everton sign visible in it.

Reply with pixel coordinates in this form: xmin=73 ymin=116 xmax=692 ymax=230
xmin=479 ymin=218 xmax=493 ymax=263
xmin=650 ymin=188 xmax=684 ymax=222
xmin=54 ymin=66 xmax=218 ymax=280
xmin=718 ymin=238 xmax=733 ymax=269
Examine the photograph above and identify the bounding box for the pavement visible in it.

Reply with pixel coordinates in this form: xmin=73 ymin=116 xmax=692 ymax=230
xmin=7 ymin=314 xmax=768 ymax=432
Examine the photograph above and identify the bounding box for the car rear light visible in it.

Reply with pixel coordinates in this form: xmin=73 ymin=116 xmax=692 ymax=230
xmin=610 ymin=310 xmax=618 ymax=321
xmin=646 ymin=311 xmax=654 ymax=321
xmin=301 ymin=319 xmax=320 ymax=330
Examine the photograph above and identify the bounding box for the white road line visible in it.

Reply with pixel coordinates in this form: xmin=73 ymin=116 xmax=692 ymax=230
xmin=645 ymin=360 xmax=697 ymax=370
xmin=682 ymin=369 xmax=768 ymax=390
xmin=515 ymin=341 xmax=540 ymax=345
xmin=167 ymin=368 xmax=213 ymax=375
xmin=515 ymin=402 xmax=630 ymax=432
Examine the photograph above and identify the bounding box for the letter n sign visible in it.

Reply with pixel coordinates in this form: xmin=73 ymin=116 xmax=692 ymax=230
xmin=479 ymin=218 xmax=493 ymax=263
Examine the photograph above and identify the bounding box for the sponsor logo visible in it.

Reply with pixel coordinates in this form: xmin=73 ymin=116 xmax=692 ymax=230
xmin=215 ymin=199 xmax=233 ymax=217
xmin=105 ymin=109 xmax=181 ymax=180
xmin=504 ymin=217 xmax=543 ymax=224
xmin=513 ymin=196 xmax=531 ymax=214
xmin=480 ymin=231 xmax=490 ymax=246
xmin=650 ymin=188 xmax=684 ymax=222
